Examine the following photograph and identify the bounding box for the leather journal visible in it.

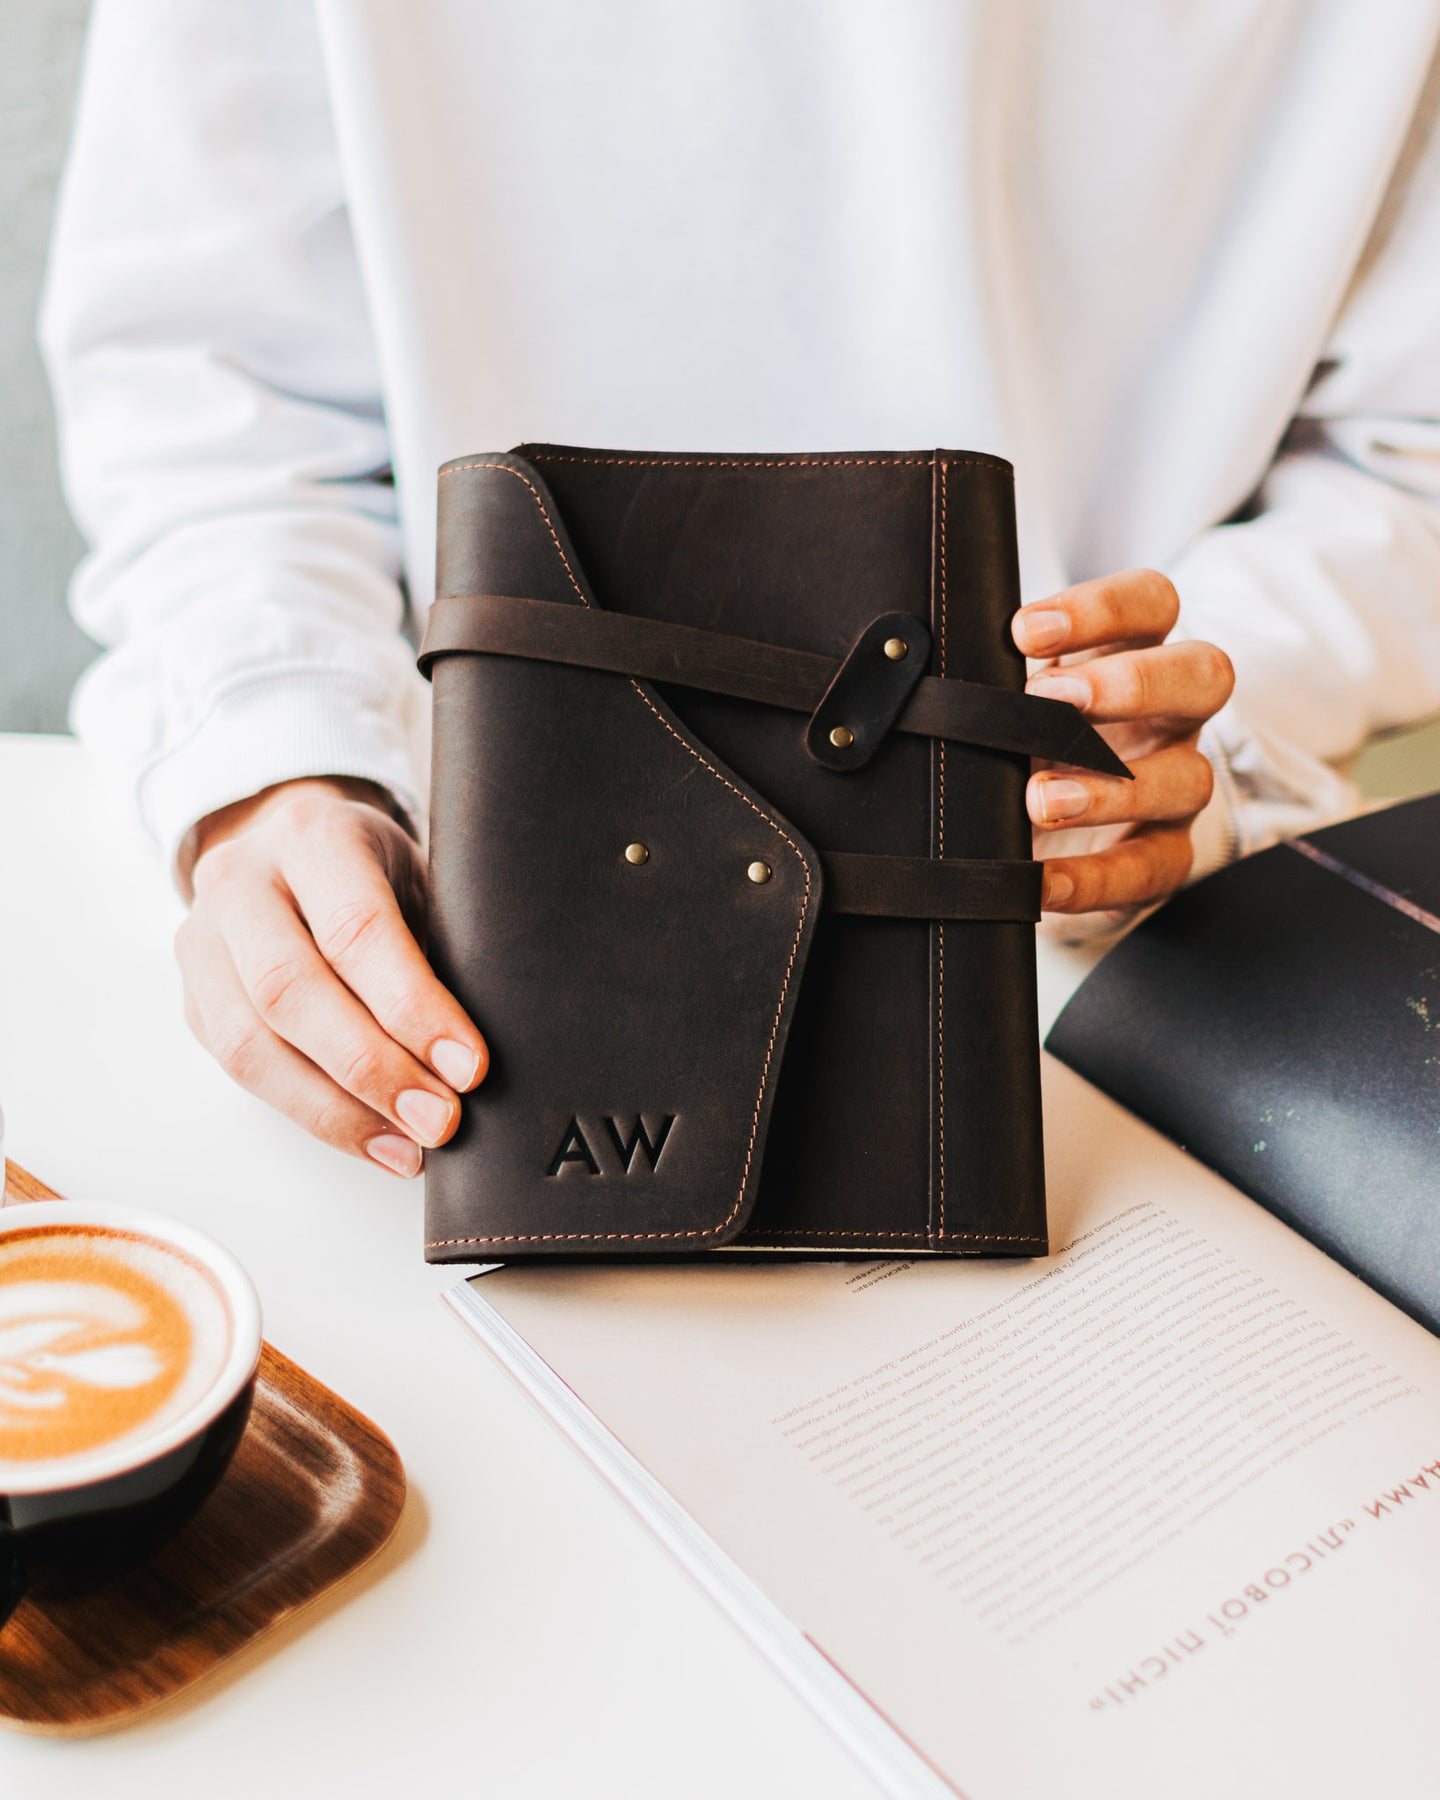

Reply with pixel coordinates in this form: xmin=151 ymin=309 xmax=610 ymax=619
xmin=418 ymin=446 xmax=1126 ymax=1261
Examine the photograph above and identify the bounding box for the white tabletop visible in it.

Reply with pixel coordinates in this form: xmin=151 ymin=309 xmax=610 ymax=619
xmin=0 ymin=734 xmax=1098 ymax=1799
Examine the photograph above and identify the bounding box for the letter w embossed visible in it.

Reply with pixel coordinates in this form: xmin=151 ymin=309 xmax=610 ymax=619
xmin=605 ymin=1114 xmax=675 ymax=1173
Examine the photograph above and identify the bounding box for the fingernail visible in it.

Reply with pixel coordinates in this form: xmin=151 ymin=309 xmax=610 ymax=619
xmin=1044 ymin=871 xmax=1075 ymax=909
xmin=431 ymin=1037 xmax=481 ymax=1090
xmin=1034 ymin=778 xmax=1090 ymax=824
xmin=396 ymin=1088 xmax=457 ymax=1146
xmin=1019 ymin=609 xmax=1070 ymax=654
xmin=1027 ymin=673 xmax=1090 ymax=709
xmin=367 ymin=1134 xmax=422 ymax=1178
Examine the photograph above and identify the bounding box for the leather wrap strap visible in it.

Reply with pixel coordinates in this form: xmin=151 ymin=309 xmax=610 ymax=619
xmin=420 ymin=593 xmax=1130 ymax=779
xmin=822 ymin=853 xmax=1042 ymax=921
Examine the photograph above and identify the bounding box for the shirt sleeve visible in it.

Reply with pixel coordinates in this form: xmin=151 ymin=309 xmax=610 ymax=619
xmin=1168 ymin=73 xmax=1440 ymax=879
xmin=39 ymin=0 xmax=425 ymax=874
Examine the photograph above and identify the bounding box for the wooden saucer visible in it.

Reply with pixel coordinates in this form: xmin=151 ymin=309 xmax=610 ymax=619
xmin=0 ymin=1161 xmax=406 ymax=1735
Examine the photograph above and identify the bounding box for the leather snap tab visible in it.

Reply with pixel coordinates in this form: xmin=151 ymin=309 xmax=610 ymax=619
xmin=805 ymin=611 xmax=931 ymax=772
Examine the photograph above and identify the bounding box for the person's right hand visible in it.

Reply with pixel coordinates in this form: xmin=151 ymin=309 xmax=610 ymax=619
xmin=174 ymin=777 xmax=488 ymax=1178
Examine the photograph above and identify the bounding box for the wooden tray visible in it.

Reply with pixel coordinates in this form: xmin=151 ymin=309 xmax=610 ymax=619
xmin=0 ymin=1160 xmax=407 ymax=1735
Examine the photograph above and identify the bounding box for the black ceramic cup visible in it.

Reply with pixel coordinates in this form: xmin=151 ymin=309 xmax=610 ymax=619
xmin=0 ymin=1202 xmax=263 ymax=1626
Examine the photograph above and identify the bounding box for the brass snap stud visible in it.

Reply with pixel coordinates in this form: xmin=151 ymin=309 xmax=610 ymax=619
xmin=624 ymin=842 xmax=650 ymax=865
xmin=883 ymin=637 xmax=908 ymax=661
xmin=746 ymin=860 xmax=772 ymax=885
xmin=828 ymin=725 xmax=855 ymax=749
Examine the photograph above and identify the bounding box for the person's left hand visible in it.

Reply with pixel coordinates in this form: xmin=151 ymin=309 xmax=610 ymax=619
xmin=1012 ymin=569 xmax=1234 ymax=915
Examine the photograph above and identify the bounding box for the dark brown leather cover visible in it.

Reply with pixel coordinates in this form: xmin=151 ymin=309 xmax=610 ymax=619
xmin=423 ymin=447 xmax=1047 ymax=1261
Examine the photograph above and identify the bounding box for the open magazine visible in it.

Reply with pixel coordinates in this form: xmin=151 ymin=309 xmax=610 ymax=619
xmin=446 ymin=1052 xmax=1440 ymax=1799
xmin=1047 ymin=792 xmax=1440 ymax=1333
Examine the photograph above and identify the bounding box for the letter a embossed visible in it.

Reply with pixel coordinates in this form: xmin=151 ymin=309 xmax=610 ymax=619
xmin=547 ymin=1117 xmax=600 ymax=1177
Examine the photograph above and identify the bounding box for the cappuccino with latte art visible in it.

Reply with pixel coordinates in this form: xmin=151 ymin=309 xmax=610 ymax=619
xmin=0 ymin=1224 xmax=233 ymax=1481
xmin=0 ymin=1202 xmax=262 ymax=1615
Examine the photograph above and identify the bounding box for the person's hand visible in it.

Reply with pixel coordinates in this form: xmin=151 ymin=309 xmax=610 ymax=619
xmin=1012 ymin=569 xmax=1234 ymax=915
xmin=175 ymin=777 xmax=488 ymax=1177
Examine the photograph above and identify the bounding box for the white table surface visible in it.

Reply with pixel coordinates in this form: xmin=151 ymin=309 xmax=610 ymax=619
xmin=0 ymin=733 xmax=1099 ymax=1800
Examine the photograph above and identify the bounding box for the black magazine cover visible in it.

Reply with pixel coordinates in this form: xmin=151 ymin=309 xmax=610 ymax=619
xmin=1047 ymin=793 xmax=1440 ymax=1330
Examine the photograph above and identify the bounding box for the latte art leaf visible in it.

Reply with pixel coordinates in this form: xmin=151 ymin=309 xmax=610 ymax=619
xmin=0 ymin=1283 xmax=166 ymax=1410
xmin=0 ymin=1297 xmax=167 ymax=1424
xmin=0 ymin=1237 xmax=214 ymax=1467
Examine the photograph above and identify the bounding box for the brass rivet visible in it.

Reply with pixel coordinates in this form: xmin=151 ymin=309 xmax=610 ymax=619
xmin=747 ymin=860 xmax=772 ymax=885
xmin=883 ymin=637 xmax=908 ymax=661
xmin=624 ymin=842 xmax=650 ymax=865
xmin=829 ymin=725 xmax=855 ymax=749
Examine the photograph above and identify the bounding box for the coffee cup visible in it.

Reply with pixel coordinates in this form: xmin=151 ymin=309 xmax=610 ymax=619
xmin=0 ymin=1201 xmax=262 ymax=1624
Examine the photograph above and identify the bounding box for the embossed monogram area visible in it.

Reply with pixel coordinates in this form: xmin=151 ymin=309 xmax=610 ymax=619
xmin=546 ymin=1115 xmax=677 ymax=1178
xmin=0 ymin=1225 xmax=232 ymax=1472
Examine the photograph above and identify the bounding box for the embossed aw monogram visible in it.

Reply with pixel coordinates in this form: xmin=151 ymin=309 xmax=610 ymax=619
xmin=546 ymin=1114 xmax=677 ymax=1178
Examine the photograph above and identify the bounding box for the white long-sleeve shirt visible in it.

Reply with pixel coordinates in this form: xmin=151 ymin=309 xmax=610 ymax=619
xmin=40 ymin=1 xmax=1440 ymax=876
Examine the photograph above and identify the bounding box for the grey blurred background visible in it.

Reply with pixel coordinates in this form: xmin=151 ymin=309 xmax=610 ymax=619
xmin=3 ymin=0 xmax=94 ymax=732
xmin=1 ymin=3 xmax=1437 ymax=793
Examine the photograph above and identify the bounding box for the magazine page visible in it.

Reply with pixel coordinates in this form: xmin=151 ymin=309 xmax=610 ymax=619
xmin=463 ymin=1058 xmax=1440 ymax=1800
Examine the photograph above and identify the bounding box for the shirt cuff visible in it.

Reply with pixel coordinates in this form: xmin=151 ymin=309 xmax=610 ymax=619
xmin=1187 ymin=719 xmax=1243 ymax=884
xmin=137 ymin=669 xmax=426 ymax=882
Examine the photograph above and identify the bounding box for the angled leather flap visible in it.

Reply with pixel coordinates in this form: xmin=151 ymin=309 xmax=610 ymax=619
xmin=424 ymin=454 xmax=822 ymax=1259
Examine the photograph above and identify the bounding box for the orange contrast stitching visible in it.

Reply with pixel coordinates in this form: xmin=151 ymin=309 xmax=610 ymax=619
xmin=530 ymin=454 xmax=937 ymax=468
xmin=526 ymin=452 xmax=1007 ymax=472
xmin=427 ymin=457 xmax=813 ymax=1248
xmin=522 ymin=448 xmax=1008 ymax=471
